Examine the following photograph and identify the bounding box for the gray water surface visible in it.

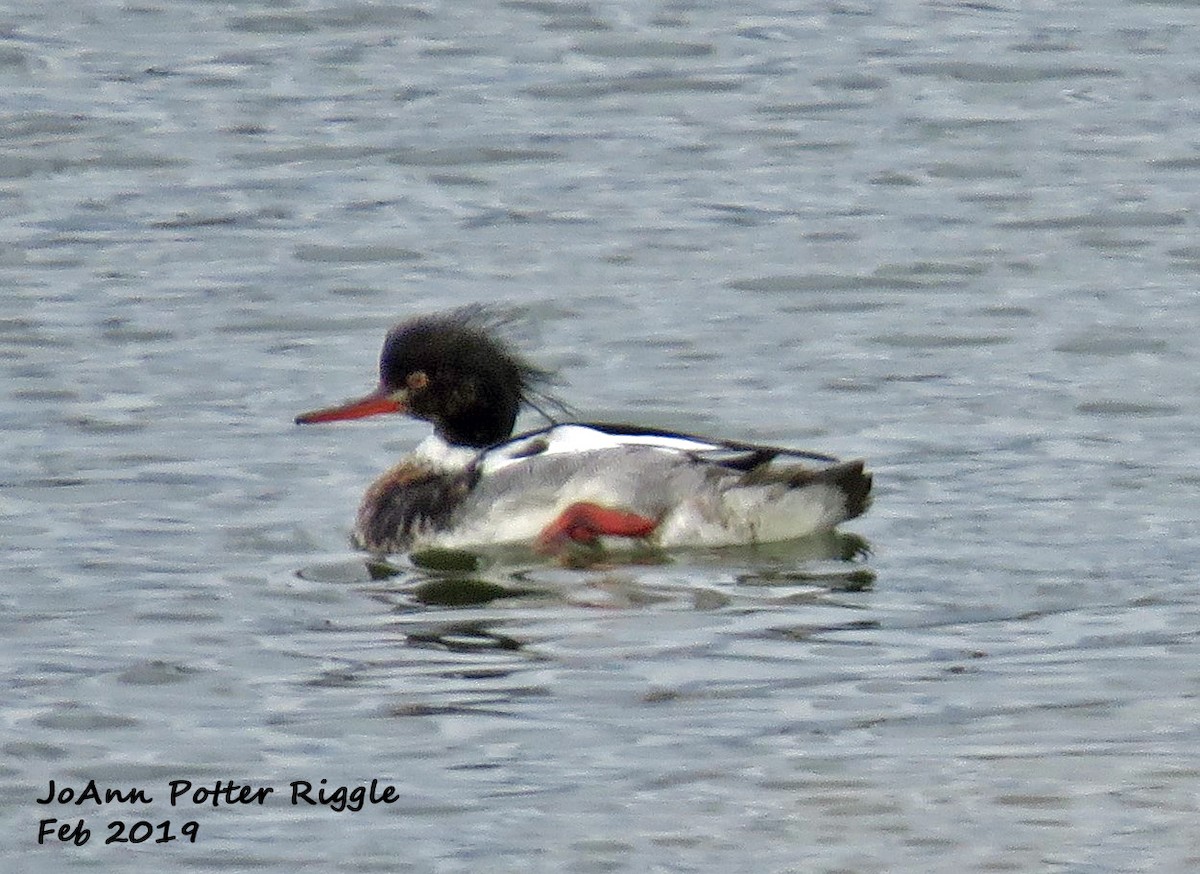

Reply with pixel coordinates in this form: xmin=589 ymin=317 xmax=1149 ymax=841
xmin=3 ymin=1 xmax=1199 ymax=872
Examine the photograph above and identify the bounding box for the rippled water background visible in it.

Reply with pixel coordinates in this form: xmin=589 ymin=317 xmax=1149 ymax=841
xmin=4 ymin=1 xmax=1200 ymax=871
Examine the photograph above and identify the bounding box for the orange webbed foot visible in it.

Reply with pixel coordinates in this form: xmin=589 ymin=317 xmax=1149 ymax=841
xmin=535 ymin=502 xmax=658 ymax=554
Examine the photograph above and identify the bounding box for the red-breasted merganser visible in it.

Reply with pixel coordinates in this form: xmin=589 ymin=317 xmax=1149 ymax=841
xmin=296 ymin=310 xmax=871 ymax=554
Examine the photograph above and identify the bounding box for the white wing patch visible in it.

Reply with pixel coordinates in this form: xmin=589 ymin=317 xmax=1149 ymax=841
xmin=479 ymin=424 xmax=721 ymax=474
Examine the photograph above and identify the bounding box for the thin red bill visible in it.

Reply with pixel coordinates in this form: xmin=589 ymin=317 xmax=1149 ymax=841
xmin=295 ymin=389 xmax=405 ymax=424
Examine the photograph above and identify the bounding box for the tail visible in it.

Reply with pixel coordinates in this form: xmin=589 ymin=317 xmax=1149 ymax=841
xmin=809 ymin=459 xmax=872 ymax=521
xmin=739 ymin=458 xmax=873 ymax=522
xmin=656 ymin=456 xmax=872 ymax=546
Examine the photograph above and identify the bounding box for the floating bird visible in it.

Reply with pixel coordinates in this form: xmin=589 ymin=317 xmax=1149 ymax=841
xmin=296 ymin=310 xmax=871 ymax=554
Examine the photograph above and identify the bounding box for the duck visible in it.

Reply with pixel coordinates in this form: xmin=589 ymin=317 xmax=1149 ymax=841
xmin=295 ymin=309 xmax=871 ymax=554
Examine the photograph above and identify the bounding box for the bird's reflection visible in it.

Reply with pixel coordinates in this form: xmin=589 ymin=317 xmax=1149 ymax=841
xmin=297 ymin=529 xmax=874 ymax=653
